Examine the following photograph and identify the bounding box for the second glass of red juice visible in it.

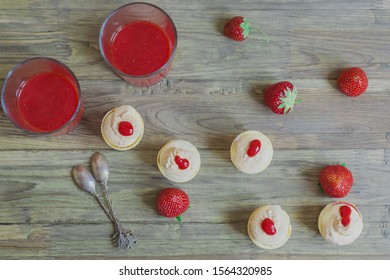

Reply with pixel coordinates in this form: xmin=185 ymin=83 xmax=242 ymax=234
xmin=99 ymin=2 xmax=177 ymax=87
xmin=1 ymin=57 xmax=84 ymax=136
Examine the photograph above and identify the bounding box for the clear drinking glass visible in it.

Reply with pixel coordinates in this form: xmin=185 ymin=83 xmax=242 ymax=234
xmin=99 ymin=2 xmax=178 ymax=87
xmin=1 ymin=57 xmax=84 ymax=136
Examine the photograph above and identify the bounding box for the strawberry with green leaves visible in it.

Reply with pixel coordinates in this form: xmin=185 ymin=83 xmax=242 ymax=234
xmin=156 ymin=187 xmax=190 ymax=222
xmin=224 ymin=16 xmax=268 ymax=42
xmin=224 ymin=16 xmax=250 ymax=41
xmin=319 ymin=164 xmax=353 ymax=198
xmin=263 ymin=81 xmax=301 ymax=114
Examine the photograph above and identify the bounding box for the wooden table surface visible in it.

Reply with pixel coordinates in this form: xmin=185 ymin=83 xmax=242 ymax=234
xmin=1 ymin=0 xmax=390 ymax=259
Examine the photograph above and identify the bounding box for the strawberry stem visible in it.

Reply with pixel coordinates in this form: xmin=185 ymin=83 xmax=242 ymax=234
xmin=250 ymin=26 xmax=269 ymax=43
xmin=240 ymin=17 xmax=269 ymax=43
xmin=252 ymin=28 xmax=269 ymax=44
xmin=176 ymin=216 xmax=182 ymax=222
xmin=318 ymin=182 xmax=324 ymax=192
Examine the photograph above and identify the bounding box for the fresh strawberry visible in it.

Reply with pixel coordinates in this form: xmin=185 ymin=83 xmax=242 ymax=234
xmin=319 ymin=164 xmax=353 ymax=198
xmin=224 ymin=16 xmax=268 ymax=42
xmin=263 ymin=81 xmax=301 ymax=114
xmin=224 ymin=16 xmax=251 ymax=41
xmin=338 ymin=67 xmax=368 ymax=97
xmin=156 ymin=188 xmax=190 ymax=222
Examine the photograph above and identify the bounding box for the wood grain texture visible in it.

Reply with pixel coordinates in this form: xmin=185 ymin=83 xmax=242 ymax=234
xmin=0 ymin=0 xmax=390 ymax=259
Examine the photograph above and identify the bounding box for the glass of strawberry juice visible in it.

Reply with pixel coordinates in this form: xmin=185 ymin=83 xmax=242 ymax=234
xmin=1 ymin=57 xmax=84 ymax=136
xmin=99 ymin=2 xmax=177 ymax=87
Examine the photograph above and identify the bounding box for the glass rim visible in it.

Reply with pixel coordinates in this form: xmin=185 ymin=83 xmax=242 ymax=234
xmin=98 ymin=2 xmax=178 ymax=80
xmin=1 ymin=56 xmax=83 ymax=135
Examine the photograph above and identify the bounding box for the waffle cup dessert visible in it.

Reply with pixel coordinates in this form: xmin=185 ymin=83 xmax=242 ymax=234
xmin=230 ymin=130 xmax=273 ymax=174
xmin=318 ymin=201 xmax=363 ymax=245
xmin=247 ymin=205 xmax=292 ymax=249
xmin=157 ymin=140 xmax=201 ymax=183
xmin=101 ymin=105 xmax=144 ymax=151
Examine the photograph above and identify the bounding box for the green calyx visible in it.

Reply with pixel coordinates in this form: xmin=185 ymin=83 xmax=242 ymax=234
xmin=175 ymin=205 xmax=190 ymax=222
xmin=277 ymin=86 xmax=302 ymax=114
xmin=318 ymin=182 xmax=324 ymax=192
xmin=240 ymin=17 xmax=269 ymax=43
xmin=240 ymin=17 xmax=251 ymax=38
xmin=331 ymin=162 xmax=347 ymax=167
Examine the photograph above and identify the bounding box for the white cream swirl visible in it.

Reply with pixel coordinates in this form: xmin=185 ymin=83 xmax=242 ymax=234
xmin=157 ymin=140 xmax=201 ymax=183
xmin=318 ymin=202 xmax=363 ymax=245
xmin=230 ymin=130 xmax=273 ymax=174
xmin=247 ymin=205 xmax=291 ymax=249
xmin=101 ymin=105 xmax=144 ymax=150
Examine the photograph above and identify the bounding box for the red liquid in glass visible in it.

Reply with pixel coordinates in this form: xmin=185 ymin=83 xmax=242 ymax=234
xmin=110 ymin=21 xmax=172 ymax=76
xmin=18 ymin=72 xmax=79 ymax=132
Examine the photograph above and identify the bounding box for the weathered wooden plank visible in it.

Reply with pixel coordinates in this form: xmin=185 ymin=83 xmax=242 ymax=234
xmin=0 ymin=77 xmax=390 ymax=151
xmin=1 ymin=0 xmax=389 ymax=259
xmin=0 ymin=131 xmax=386 ymax=151
xmin=0 ymin=150 xmax=388 ymax=227
xmin=2 ymin=0 xmax=376 ymax=11
xmin=0 ymin=213 xmax=389 ymax=259
xmin=2 ymin=7 xmax=389 ymax=81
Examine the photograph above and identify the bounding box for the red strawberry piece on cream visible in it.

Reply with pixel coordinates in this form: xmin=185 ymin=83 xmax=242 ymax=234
xmin=175 ymin=155 xmax=189 ymax=170
xmin=118 ymin=121 xmax=134 ymax=136
xmin=261 ymin=218 xmax=276 ymax=235
xmin=247 ymin=139 xmax=261 ymax=157
xmin=339 ymin=205 xmax=352 ymax=227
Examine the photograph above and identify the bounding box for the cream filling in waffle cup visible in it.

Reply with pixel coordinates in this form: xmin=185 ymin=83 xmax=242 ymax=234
xmin=247 ymin=205 xmax=291 ymax=250
xmin=101 ymin=105 xmax=144 ymax=151
xmin=157 ymin=139 xmax=201 ymax=183
xmin=230 ymin=130 xmax=273 ymax=175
